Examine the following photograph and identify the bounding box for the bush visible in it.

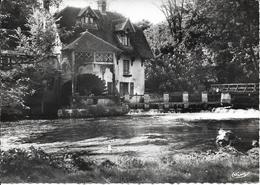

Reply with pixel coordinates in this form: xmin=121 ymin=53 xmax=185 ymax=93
xmin=0 ymin=147 xmax=95 ymax=183
xmin=1 ymin=146 xmax=259 ymax=183
xmin=0 ymin=147 xmax=65 ymax=182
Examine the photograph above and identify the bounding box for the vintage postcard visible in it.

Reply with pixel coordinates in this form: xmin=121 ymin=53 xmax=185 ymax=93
xmin=0 ymin=0 xmax=259 ymax=183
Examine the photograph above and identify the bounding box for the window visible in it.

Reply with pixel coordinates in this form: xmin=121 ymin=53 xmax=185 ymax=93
xmin=117 ymin=33 xmax=130 ymax=46
xmin=81 ymin=17 xmax=84 ymax=25
xmin=123 ymin=60 xmax=131 ymax=76
xmin=85 ymin=17 xmax=94 ymax=24
xmin=120 ymin=82 xmax=129 ymax=96
xmin=80 ymin=16 xmax=95 ymax=26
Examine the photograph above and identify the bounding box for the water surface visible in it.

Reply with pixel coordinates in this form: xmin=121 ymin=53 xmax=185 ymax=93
xmin=1 ymin=109 xmax=259 ymax=162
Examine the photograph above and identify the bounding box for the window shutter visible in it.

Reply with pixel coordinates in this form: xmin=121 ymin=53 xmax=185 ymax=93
xmin=130 ymin=82 xmax=134 ymax=95
xmin=120 ymin=82 xmax=124 ymax=96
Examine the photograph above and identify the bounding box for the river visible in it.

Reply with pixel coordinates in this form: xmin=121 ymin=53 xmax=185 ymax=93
xmin=1 ymin=108 xmax=259 ymax=163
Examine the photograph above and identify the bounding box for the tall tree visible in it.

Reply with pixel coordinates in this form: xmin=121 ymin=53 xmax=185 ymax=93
xmin=14 ymin=9 xmax=59 ymax=56
xmin=145 ymin=0 xmax=259 ymax=93
xmin=191 ymin=0 xmax=259 ymax=83
xmin=0 ymin=0 xmax=62 ymax=48
xmin=0 ymin=0 xmax=62 ymax=119
xmin=145 ymin=0 xmax=215 ymax=92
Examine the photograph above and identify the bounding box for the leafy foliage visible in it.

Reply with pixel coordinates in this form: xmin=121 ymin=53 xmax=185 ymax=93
xmin=0 ymin=146 xmax=82 ymax=182
xmin=191 ymin=0 xmax=259 ymax=83
xmin=0 ymin=0 xmax=62 ymax=117
xmin=0 ymin=66 xmax=33 ymax=107
xmin=145 ymin=14 xmax=215 ymax=92
xmin=13 ymin=9 xmax=59 ymax=56
xmin=145 ymin=0 xmax=259 ymax=93
xmin=136 ymin=19 xmax=152 ymax=31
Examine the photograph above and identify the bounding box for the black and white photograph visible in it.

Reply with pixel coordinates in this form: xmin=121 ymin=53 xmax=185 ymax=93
xmin=0 ymin=0 xmax=259 ymax=183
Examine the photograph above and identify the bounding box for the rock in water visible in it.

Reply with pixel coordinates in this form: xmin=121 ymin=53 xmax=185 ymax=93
xmin=216 ymin=128 xmax=238 ymax=147
xmin=252 ymin=140 xmax=259 ymax=147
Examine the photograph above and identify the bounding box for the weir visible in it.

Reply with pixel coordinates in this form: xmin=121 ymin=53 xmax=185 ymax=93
xmin=127 ymin=85 xmax=259 ymax=111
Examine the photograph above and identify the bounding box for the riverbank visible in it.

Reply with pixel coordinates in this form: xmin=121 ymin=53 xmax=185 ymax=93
xmin=1 ymin=146 xmax=258 ymax=183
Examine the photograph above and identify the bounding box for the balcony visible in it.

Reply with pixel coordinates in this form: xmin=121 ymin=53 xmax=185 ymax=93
xmin=94 ymin=52 xmax=114 ymax=65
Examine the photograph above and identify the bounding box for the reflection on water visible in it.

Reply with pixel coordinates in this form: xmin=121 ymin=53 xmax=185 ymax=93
xmin=1 ymin=110 xmax=259 ymax=161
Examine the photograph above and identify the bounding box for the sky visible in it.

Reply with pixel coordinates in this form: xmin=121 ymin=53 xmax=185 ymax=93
xmin=61 ymin=0 xmax=166 ymax=24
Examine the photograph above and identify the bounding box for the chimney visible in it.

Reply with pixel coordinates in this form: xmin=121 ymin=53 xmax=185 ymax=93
xmin=97 ymin=0 xmax=107 ymax=14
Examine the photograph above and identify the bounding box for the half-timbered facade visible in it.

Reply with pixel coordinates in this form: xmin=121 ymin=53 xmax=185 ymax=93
xmin=57 ymin=0 xmax=153 ymax=103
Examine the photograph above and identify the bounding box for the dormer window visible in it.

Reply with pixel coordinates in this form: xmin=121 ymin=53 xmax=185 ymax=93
xmin=78 ymin=15 xmax=98 ymax=29
xmin=77 ymin=6 xmax=99 ymax=29
xmin=115 ymin=19 xmax=135 ymax=46
xmin=117 ymin=33 xmax=130 ymax=46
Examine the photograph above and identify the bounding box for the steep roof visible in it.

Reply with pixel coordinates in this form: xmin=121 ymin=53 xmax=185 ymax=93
xmin=115 ymin=19 xmax=136 ymax=32
xmin=77 ymin=6 xmax=99 ymax=18
xmin=56 ymin=7 xmax=153 ymax=59
xmin=63 ymin=31 xmax=122 ymax=53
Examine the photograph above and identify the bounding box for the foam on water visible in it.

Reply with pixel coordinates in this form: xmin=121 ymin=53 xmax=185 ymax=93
xmin=128 ymin=108 xmax=259 ymax=120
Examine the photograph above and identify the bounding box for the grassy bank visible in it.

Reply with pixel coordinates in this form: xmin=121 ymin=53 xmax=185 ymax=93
xmin=0 ymin=146 xmax=259 ymax=183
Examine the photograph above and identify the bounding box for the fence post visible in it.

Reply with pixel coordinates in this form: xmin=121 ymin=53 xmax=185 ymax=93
xmin=144 ymin=94 xmax=150 ymax=109
xmin=183 ymin=91 xmax=189 ymax=108
xmin=201 ymin=91 xmax=208 ymax=103
xmin=221 ymin=93 xmax=231 ymax=104
xmin=163 ymin=93 xmax=169 ymax=109
xmin=57 ymin=109 xmax=63 ymax=118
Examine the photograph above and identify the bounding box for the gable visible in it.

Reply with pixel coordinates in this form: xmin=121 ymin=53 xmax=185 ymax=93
xmin=63 ymin=31 xmax=122 ymax=53
xmin=58 ymin=7 xmax=153 ymax=59
xmin=77 ymin=7 xmax=99 ymax=19
xmin=115 ymin=19 xmax=136 ymax=33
